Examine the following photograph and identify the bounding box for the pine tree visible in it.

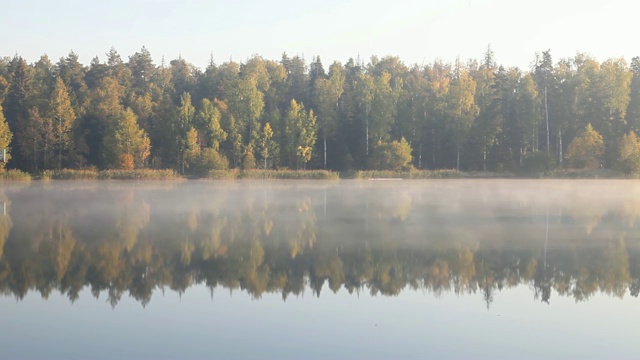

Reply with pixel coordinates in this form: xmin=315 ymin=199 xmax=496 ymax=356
xmin=4 ymin=57 xmax=31 ymax=166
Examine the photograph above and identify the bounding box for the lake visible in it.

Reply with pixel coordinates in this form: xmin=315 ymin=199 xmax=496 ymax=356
xmin=1 ymin=179 xmax=639 ymax=359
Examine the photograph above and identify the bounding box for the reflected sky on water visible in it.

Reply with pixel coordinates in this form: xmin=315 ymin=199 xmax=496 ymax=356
xmin=1 ymin=180 xmax=639 ymax=359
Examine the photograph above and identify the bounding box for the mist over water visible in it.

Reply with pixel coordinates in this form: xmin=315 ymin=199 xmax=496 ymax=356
xmin=2 ymin=179 xmax=640 ymax=301
xmin=1 ymin=180 xmax=640 ymax=359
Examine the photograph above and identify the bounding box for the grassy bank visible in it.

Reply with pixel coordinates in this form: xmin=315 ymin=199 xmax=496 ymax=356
xmin=41 ymin=169 xmax=99 ymax=180
xmin=206 ymin=169 xmax=339 ymax=180
xmin=99 ymin=169 xmax=180 ymax=180
xmin=540 ymin=168 xmax=627 ymax=179
xmin=350 ymin=169 xmax=465 ymax=179
xmin=3 ymin=168 xmax=336 ymax=181
xmin=0 ymin=169 xmax=31 ymax=181
xmin=39 ymin=169 xmax=180 ymax=180
xmin=1 ymin=167 xmax=638 ymax=182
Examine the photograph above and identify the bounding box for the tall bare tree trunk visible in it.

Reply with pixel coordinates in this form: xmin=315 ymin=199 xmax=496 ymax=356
xmin=483 ymin=147 xmax=487 ymax=171
xmin=365 ymin=115 xmax=369 ymax=157
xmin=558 ymin=127 xmax=563 ymax=167
xmin=323 ymin=134 xmax=327 ymax=169
xmin=545 ymin=86 xmax=550 ymax=157
xmin=432 ymin=130 xmax=436 ymax=168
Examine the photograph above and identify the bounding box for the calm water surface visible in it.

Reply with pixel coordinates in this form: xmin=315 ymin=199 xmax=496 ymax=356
xmin=1 ymin=180 xmax=639 ymax=359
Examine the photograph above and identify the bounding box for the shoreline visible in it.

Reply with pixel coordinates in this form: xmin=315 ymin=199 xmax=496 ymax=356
xmin=0 ymin=168 xmax=636 ymax=181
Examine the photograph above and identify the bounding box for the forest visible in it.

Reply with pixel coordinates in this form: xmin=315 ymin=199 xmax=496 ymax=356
xmin=1 ymin=47 xmax=640 ymax=174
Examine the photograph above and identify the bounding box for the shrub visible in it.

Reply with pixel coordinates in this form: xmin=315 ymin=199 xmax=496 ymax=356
xmin=191 ymin=148 xmax=229 ymax=176
xmin=368 ymin=138 xmax=413 ymax=170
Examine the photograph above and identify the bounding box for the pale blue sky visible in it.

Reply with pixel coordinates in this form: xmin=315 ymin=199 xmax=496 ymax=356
xmin=1 ymin=0 xmax=639 ymax=69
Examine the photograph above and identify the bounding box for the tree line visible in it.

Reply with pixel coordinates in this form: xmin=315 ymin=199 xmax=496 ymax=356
xmin=2 ymin=47 xmax=640 ymax=173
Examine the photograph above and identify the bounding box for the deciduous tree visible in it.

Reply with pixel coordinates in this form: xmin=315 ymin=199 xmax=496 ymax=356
xmin=49 ymin=78 xmax=77 ymax=168
xmin=113 ymin=108 xmax=151 ymax=169
xmin=618 ymin=131 xmax=640 ymax=174
xmin=283 ymin=100 xmax=317 ymax=169
xmin=565 ymin=123 xmax=604 ymax=169
xmin=0 ymin=104 xmax=13 ymax=168
xmin=445 ymin=61 xmax=479 ymax=170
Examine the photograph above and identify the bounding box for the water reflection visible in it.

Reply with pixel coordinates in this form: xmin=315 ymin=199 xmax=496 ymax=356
xmin=1 ymin=180 xmax=639 ymax=308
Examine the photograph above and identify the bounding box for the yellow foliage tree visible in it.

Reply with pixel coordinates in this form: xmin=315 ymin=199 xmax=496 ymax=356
xmin=618 ymin=131 xmax=640 ymax=174
xmin=284 ymin=100 xmax=317 ymax=169
xmin=117 ymin=153 xmax=135 ymax=170
xmin=114 ymin=108 xmax=151 ymax=169
xmin=243 ymin=144 xmax=257 ymax=170
xmin=565 ymin=124 xmax=604 ymax=169
xmin=0 ymin=104 xmax=13 ymax=169
xmin=49 ymin=78 xmax=76 ymax=169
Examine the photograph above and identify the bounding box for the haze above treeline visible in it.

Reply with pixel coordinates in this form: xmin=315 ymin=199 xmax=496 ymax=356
xmin=1 ymin=47 xmax=640 ymax=174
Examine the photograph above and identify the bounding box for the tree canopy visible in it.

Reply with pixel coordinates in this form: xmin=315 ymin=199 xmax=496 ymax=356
xmin=1 ymin=49 xmax=640 ymax=172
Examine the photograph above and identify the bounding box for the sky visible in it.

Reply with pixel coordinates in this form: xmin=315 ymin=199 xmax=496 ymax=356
xmin=1 ymin=0 xmax=639 ymax=70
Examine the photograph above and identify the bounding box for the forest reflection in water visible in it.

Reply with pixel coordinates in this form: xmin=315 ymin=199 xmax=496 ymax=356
xmin=0 ymin=179 xmax=639 ymax=308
